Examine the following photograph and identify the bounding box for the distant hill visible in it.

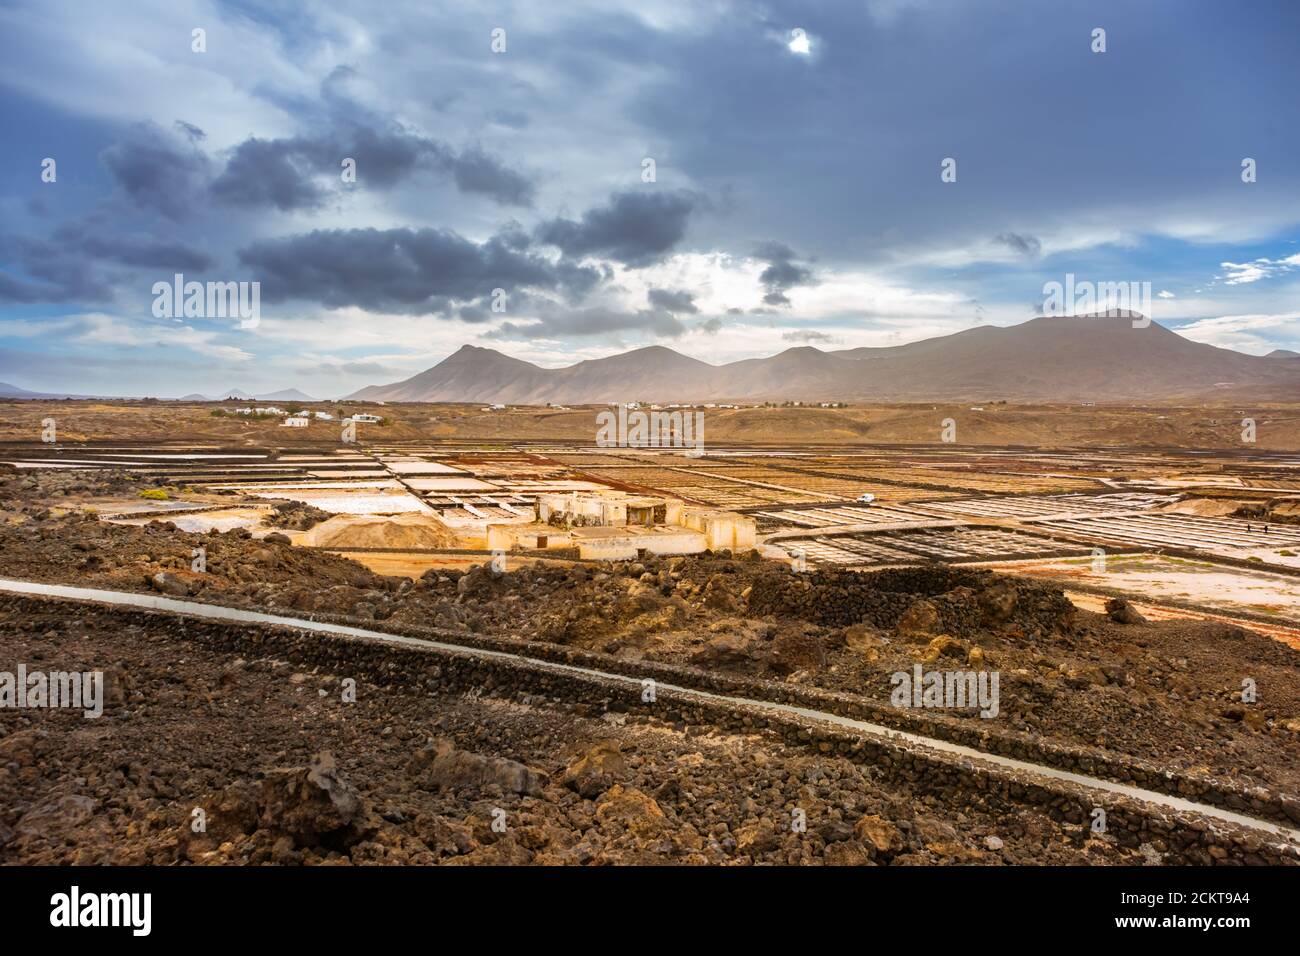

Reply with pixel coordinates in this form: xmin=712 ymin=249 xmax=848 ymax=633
xmin=177 ymin=387 xmax=317 ymax=402
xmin=256 ymin=388 xmax=317 ymax=403
xmin=347 ymin=314 xmax=1300 ymax=404
xmin=1267 ymin=349 xmax=1300 ymax=359
xmin=0 ymin=381 xmax=92 ymax=400
xmin=1 ymin=381 xmax=44 ymax=398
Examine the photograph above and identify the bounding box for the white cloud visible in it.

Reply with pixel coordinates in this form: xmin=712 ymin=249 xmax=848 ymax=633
xmin=1221 ymin=261 xmax=1269 ymax=285
xmin=0 ymin=312 xmax=253 ymax=362
xmin=1173 ymin=311 xmax=1300 ymax=355
xmin=1220 ymin=253 xmax=1300 ymax=286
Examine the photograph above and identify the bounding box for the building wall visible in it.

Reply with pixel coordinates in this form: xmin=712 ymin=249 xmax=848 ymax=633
xmin=681 ymin=508 xmax=757 ymax=551
xmin=537 ymin=492 xmax=627 ymax=527
xmin=487 ymin=524 xmax=574 ymax=551
xmin=523 ymin=493 xmax=751 ymax=556
xmin=574 ymin=529 xmax=706 ymax=560
xmin=576 ymin=538 xmax=640 ymax=561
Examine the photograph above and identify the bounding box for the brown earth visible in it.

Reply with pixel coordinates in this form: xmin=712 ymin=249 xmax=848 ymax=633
xmin=303 ymin=513 xmax=460 ymax=550
xmin=1158 ymin=498 xmax=1242 ymax=517
xmin=1 ymin=600 xmax=1146 ymax=866
xmin=5 ymin=398 xmax=1300 ymax=449
xmin=2 ymin=468 xmax=1298 ymax=798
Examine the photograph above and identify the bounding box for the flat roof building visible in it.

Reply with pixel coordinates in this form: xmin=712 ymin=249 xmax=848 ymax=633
xmin=488 ymin=489 xmax=755 ymax=561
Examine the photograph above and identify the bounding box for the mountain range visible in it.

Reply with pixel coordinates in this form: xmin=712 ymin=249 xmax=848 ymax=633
xmin=177 ymin=388 xmax=318 ymax=403
xmin=347 ymin=314 xmax=1300 ymax=404
xmin=7 ymin=316 xmax=1299 ymax=404
xmin=0 ymin=382 xmax=94 ymax=400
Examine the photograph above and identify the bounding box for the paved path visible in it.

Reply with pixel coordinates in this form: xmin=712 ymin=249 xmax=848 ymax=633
xmin=2 ymin=576 xmax=1297 ymax=847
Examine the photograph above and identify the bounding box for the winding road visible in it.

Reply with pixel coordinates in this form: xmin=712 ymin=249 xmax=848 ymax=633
xmin=2 ymin=575 xmax=1298 ymax=849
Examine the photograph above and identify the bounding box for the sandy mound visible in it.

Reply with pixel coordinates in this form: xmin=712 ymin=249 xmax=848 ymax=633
xmin=1157 ymin=497 xmax=1241 ymax=517
xmin=306 ymin=513 xmax=459 ymax=550
xmin=1271 ymin=500 xmax=1300 ymax=519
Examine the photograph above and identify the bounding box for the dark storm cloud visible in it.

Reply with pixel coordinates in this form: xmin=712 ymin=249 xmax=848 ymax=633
xmin=66 ymin=233 xmax=211 ymax=271
xmin=237 ymin=226 xmax=599 ymax=313
xmin=494 ymin=221 xmax=532 ymax=251
xmin=0 ymin=221 xmax=212 ymax=305
xmin=210 ymin=137 xmax=326 ymax=211
xmin=626 ymin=0 xmax=1300 ymax=263
xmin=431 ymin=145 xmax=535 ymax=207
xmin=99 ymin=122 xmax=212 ymax=221
xmin=0 ymin=271 xmax=76 ymax=304
xmin=210 ymin=126 xmax=535 ymax=210
xmin=754 ymin=241 xmax=815 ymax=307
xmin=994 ymin=232 xmax=1042 ymax=257
xmin=7 ymin=0 xmax=1300 ymax=393
xmin=95 ymin=119 xmax=534 ymax=218
xmin=647 ymin=287 xmax=699 ymax=314
xmin=535 ymin=190 xmax=699 ymax=266
xmin=1 ymin=226 xmax=107 ymax=302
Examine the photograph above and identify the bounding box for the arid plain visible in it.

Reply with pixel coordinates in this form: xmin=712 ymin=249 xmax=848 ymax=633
xmin=2 ymin=399 xmax=1299 ymax=866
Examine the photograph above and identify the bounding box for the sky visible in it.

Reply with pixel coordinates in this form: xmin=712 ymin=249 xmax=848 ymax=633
xmin=1 ymin=0 xmax=1299 ymax=398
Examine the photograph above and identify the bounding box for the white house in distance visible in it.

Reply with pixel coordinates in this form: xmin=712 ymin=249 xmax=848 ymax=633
xmin=314 ymin=411 xmax=334 ymax=421
xmin=281 ymin=416 xmax=309 ymax=427
xmin=487 ymin=491 xmax=756 ymax=561
xmin=350 ymin=413 xmax=382 ymax=423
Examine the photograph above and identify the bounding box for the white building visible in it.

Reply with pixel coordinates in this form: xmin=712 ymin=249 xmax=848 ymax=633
xmin=314 ymin=411 xmax=335 ymax=420
xmin=492 ymin=491 xmax=756 ymax=560
xmin=281 ymin=416 xmax=309 ymax=427
xmin=350 ymin=413 xmax=382 ymax=423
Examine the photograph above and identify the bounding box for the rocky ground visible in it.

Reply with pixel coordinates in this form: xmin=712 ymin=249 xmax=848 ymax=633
xmin=0 ymin=600 xmax=1160 ymax=866
xmin=264 ymin=500 xmax=332 ymax=531
xmin=2 ymin=468 xmax=1298 ymax=797
xmin=7 ymin=398 xmax=1300 ymax=449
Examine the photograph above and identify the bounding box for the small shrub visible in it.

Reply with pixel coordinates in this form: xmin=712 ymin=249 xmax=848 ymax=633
xmin=139 ymin=488 xmax=170 ymax=501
